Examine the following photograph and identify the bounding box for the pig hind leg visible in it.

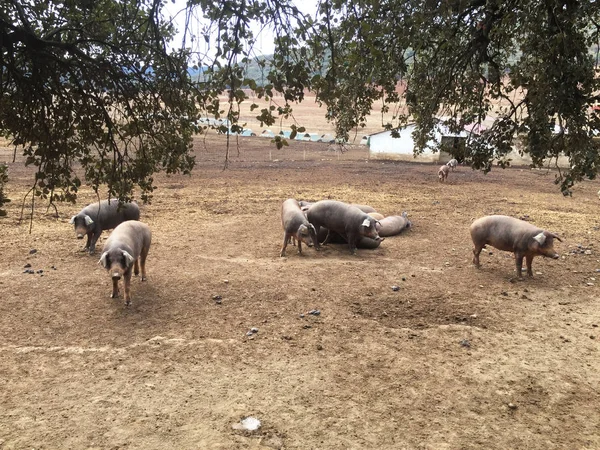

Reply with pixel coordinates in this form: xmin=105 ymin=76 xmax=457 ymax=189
xmin=472 ymin=243 xmax=484 ymax=267
xmin=514 ymin=252 xmax=525 ymax=279
xmin=140 ymin=247 xmax=149 ymax=281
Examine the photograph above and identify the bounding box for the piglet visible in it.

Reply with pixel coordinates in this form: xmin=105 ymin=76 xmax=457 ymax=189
xmin=446 ymin=159 xmax=458 ymax=171
xmin=438 ymin=165 xmax=449 ymax=182
xmin=470 ymin=215 xmax=561 ymax=279
xmin=99 ymin=220 xmax=152 ymax=306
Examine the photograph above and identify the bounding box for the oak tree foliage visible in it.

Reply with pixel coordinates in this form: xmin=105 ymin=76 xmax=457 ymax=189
xmin=1 ymin=0 xmax=599 ymax=209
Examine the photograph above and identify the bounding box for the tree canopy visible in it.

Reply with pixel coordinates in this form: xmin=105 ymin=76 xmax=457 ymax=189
xmin=1 ymin=0 xmax=599 ymax=209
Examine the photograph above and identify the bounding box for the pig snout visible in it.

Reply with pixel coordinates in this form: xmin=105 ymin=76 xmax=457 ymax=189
xmin=112 ymin=271 xmax=122 ymax=280
xmin=363 ymin=227 xmax=383 ymax=241
xmin=76 ymin=234 xmax=84 ymax=239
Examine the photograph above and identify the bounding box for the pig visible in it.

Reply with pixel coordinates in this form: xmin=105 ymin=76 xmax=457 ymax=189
xmin=315 ymin=227 xmax=383 ymax=249
xmin=280 ymin=199 xmax=318 ymax=257
xmin=70 ymin=199 xmax=140 ymax=254
xmin=98 ymin=220 xmax=152 ymax=306
xmin=351 ymin=204 xmax=377 ymax=214
xmin=367 ymin=212 xmax=385 ymax=221
xmin=307 ymin=200 xmax=383 ymax=254
xmin=470 ymin=215 xmax=562 ymax=278
xmin=446 ymin=159 xmax=458 ymax=171
xmin=438 ymin=165 xmax=449 ymax=182
xmin=377 ymin=212 xmax=412 ymax=237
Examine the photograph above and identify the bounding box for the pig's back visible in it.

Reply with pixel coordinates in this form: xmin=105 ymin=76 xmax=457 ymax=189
xmin=105 ymin=220 xmax=151 ymax=257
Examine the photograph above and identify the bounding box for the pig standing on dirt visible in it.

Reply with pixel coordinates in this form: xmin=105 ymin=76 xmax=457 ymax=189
xmin=99 ymin=220 xmax=152 ymax=306
xmin=307 ymin=200 xmax=383 ymax=254
xmin=470 ymin=215 xmax=562 ymax=278
xmin=446 ymin=159 xmax=458 ymax=171
xmin=438 ymin=165 xmax=450 ymax=182
xmin=70 ymin=199 xmax=140 ymax=254
xmin=280 ymin=199 xmax=318 ymax=257
xmin=377 ymin=212 xmax=412 ymax=237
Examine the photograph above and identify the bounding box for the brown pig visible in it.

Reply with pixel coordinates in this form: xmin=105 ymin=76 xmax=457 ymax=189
xmin=98 ymin=220 xmax=152 ymax=306
xmin=438 ymin=165 xmax=449 ymax=182
xmin=470 ymin=215 xmax=562 ymax=278
xmin=280 ymin=199 xmax=318 ymax=257
xmin=307 ymin=200 xmax=383 ymax=254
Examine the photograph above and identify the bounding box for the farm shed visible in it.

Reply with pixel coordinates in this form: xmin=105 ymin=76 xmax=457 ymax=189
xmin=368 ymin=123 xmax=463 ymax=163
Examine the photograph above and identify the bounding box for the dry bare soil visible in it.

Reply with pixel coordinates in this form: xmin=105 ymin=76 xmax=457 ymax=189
xmin=1 ymin=135 xmax=599 ymax=449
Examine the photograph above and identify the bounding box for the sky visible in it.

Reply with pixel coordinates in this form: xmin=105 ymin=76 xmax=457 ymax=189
xmin=162 ymin=0 xmax=320 ymax=57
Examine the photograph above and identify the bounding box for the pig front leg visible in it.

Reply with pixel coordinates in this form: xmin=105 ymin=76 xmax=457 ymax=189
xmin=123 ymin=271 xmax=133 ymax=306
xmin=134 ymin=259 xmax=140 ymax=277
xmin=347 ymin=233 xmax=358 ymax=255
xmin=83 ymin=232 xmax=93 ymax=252
xmin=525 ymin=254 xmax=534 ymax=277
xmin=140 ymin=248 xmax=149 ymax=281
xmin=88 ymin=231 xmax=101 ymax=255
xmin=111 ymin=278 xmax=120 ymax=299
xmin=297 ymin=235 xmax=303 ymax=254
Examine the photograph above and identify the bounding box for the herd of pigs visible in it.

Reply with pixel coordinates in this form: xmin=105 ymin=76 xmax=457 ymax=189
xmin=70 ymin=179 xmax=562 ymax=306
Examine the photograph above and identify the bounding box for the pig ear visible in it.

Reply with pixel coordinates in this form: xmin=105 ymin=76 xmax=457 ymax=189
xmin=84 ymin=215 xmax=94 ymax=226
xmin=361 ymin=218 xmax=371 ymax=228
xmin=533 ymin=232 xmax=546 ymax=245
xmin=98 ymin=252 xmax=109 ymax=268
xmin=122 ymin=251 xmax=135 ymax=266
xmin=69 ymin=215 xmax=76 ymax=224
xmin=298 ymin=224 xmax=308 ymax=235
xmin=549 ymin=232 xmax=562 ymax=242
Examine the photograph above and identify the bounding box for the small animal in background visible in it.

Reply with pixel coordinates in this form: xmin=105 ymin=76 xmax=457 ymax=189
xmin=280 ymin=199 xmax=318 ymax=257
xmin=470 ymin=215 xmax=562 ymax=279
xmin=99 ymin=220 xmax=152 ymax=306
xmin=446 ymin=159 xmax=458 ymax=171
xmin=70 ymin=199 xmax=140 ymax=254
xmin=438 ymin=165 xmax=450 ymax=182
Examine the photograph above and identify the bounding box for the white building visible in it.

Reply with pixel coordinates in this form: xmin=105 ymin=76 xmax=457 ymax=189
xmin=368 ymin=123 xmax=465 ymax=163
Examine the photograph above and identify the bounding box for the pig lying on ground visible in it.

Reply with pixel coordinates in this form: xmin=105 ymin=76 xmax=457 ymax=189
xmin=351 ymin=204 xmax=377 ymax=214
xmin=99 ymin=221 xmax=152 ymax=306
xmin=70 ymin=199 xmax=140 ymax=254
xmin=315 ymin=227 xmax=383 ymax=249
xmin=377 ymin=212 xmax=412 ymax=237
xmin=470 ymin=215 xmax=561 ymax=279
xmin=438 ymin=165 xmax=449 ymax=182
xmin=307 ymin=200 xmax=382 ymax=254
xmin=446 ymin=159 xmax=458 ymax=171
xmin=280 ymin=199 xmax=318 ymax=257
xmin=367 ymin=212 xmax=385 ymax=221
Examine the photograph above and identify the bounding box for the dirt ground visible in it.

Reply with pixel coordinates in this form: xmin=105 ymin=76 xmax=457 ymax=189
xmin=0 ymin=135 xmax=599 ymax=450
